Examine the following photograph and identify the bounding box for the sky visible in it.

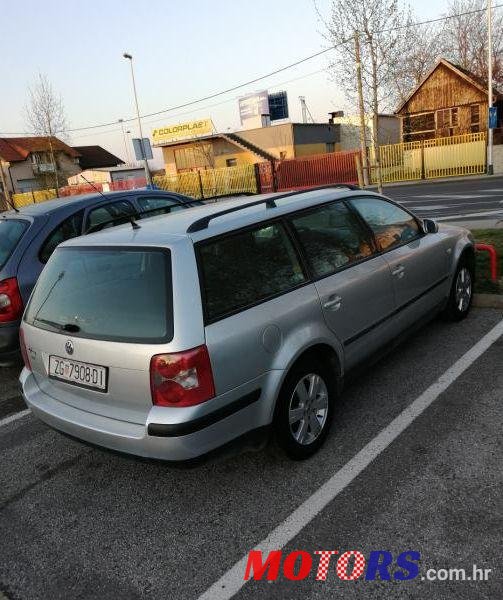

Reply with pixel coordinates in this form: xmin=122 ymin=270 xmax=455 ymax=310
xmin=0 ymin=0 xmax=447 ymax=167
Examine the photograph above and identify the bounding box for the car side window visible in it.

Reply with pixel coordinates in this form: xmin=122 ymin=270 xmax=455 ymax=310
xmin=85 ymin=200 xmax=137 ymax=233
xmin=289 ymin=201 xmax=374 ymax=278
xmin=349 ymin=197 xmax=420 ymax=252
xmin=136 ymin=196 xmax=184 ymax=218
xmin=39 ymin=210 xmax=84 ymax=264
xmin=199 ymin=222 xmax=306 ymax=322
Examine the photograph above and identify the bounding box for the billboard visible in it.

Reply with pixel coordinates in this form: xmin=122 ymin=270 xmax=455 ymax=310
xmin=239 ymin=91 xmax=269 ymax=126
xmin=152 ymin=119 xmax=214 ymax=146
xmin=268 ymin=91 xmax=289 ymax=121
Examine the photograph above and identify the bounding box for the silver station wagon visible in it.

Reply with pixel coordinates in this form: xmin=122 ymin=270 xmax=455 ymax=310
xmin=19 ymin=187 xmax=474 ymax=460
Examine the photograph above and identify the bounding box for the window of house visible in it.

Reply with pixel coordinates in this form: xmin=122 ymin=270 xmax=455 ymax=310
xmin=174 ymin=145 xmax=213 ymax=170
xmin=402 ymin=112 xmax=435 ymax=142
xmin=198 ymin=223 xmax=306 ymax=322
xmin=226 ymin=158 xmax=237 ymax=167
xmin=436 ymin=108 xmax=458 ymax=130
xmin=470 ymin=104 xmax=480 ymax=133
xmin=290 ymin=201 xmax=374 ymax=278
xmin=39 ymin=211 xmax=84 ymax=264
xmin=349 ymin=197 xmax=420 ymax=252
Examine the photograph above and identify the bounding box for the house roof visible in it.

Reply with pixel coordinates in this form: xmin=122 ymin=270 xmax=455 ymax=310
xmin=73 ymin=145 xmax=124 ymax=170
xmin=0 ymin=136 xmax=80 ymax=162
xmin=395 ymin=58 xmax=502 ymax=114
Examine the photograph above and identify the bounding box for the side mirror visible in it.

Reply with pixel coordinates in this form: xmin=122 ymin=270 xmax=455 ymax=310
xmin=423 ymin=218 xmax=439 ymax=234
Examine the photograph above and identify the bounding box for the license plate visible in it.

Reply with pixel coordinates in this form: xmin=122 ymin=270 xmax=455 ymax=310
xmin=49 ymin=356 xmax=108 ymax=392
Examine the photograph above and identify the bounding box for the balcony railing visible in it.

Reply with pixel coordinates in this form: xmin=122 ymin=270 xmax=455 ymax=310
xmin=32 ymin=163 xmax=55 ymax=174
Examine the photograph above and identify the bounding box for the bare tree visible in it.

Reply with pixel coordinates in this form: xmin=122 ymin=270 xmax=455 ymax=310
xmin=323 ymin=0 xmax=411 ymax=191
xmin=25 ymin=74 xmax=68 ymax=196
xmin=442 ymin=0 xmax=503 ymax=87
xmin=392 ymin=18 xmax=444 ymax=104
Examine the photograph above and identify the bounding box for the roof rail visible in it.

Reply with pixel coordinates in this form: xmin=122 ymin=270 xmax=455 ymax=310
xmin=187 ymin=197 xmax=277 ymax=233
xmin=186 ymin=183 xmax=360 ymax=234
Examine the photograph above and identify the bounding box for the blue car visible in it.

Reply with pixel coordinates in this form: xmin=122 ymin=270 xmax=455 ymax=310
xmin=0 ymin=188 xmax=200 ymax=365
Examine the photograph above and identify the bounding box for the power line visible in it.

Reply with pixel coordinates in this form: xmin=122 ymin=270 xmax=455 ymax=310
xmin=384 ymin=2 xmax=503 ymax=32
xmin=1 ymin=2 xmax=501 ymax=137
xmin=70 ymin=68 xmax=328 ymax=140
xmin=0 ymin=47 xmax=342 ymax=136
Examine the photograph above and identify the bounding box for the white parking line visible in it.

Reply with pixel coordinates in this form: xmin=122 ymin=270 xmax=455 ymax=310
xmin=198 ymin=318 xmax=503 ymax=600
xmin=0 ymin=409 xmax=31 ymax=428
xmin=436 ymin=209 xmax=503 ymax=221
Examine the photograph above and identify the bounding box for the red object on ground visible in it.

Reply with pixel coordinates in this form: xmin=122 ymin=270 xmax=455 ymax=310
xmin=475 ymin=243 xmax=499 ymax=282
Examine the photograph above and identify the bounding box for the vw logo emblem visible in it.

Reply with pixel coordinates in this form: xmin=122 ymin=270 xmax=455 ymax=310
xmin=65 ymin=340 xmax=74 ymax=356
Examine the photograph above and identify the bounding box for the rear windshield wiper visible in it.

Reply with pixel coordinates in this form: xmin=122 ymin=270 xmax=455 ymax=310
xmin=34 ymin=318 xmax=81 ymax=333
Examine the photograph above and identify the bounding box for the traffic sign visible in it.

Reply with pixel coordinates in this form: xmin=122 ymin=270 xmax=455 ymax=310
xmin=488 ymin=106 xmax=498 ymax=129
xmin=132 ymin=138 xmax=153 ymax=160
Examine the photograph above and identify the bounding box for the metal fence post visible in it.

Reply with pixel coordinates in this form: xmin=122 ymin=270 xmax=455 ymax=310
xmin=254 ymin=163 xmax=262 ymax=194
xmin=197 ymin=170 xmax=204 ymax=199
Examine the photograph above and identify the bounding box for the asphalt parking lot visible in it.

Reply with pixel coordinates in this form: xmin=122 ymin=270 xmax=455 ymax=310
xmin=0 ymin=308 xmax=502 ymax=600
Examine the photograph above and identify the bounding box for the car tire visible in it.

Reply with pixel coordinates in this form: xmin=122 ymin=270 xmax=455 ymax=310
xmin=273 ymin=359 xmax=338 ymax=460
xmin=443 ymin=256 xmax=474 ymax=322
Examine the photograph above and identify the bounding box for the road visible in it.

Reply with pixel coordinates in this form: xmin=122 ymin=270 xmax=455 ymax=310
xmin=382 ymin=175 xmax=503 ymax=224
xmin=1 ymin=308 xmax=502 ymax=600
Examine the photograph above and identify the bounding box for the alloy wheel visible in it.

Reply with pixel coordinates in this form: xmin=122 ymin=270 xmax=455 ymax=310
xmin=455 ymin=267 xmax=472 ymax=313
xmin=288 ymin=373 xmax=329 ymax=445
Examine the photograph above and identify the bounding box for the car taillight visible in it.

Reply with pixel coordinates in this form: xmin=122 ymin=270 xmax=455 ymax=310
xmin=150 ymin=345 xmax=215 ymax=407
xmin=19 ymin=327 xmax=31 ymax=371
xmin=0 ymin=278 xmax=24 ymax=323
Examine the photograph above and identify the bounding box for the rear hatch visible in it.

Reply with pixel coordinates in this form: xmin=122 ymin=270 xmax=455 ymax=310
xmin=23 ymin=246 xmax=173 ymax=424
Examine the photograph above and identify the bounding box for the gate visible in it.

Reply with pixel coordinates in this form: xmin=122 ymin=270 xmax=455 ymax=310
xmin=371 ymin=132 xmax=487 ymax=183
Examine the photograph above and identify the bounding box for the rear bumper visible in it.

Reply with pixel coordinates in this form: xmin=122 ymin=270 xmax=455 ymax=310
xmin=20 ymin=368 xmax=283 ymax=461
xmin=0 ymin=321 xmax=21 ymax=364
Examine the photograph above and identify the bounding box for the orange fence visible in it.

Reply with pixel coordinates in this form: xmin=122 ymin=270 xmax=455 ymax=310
xmin=270 ymin=150 xmax=360 ymax=191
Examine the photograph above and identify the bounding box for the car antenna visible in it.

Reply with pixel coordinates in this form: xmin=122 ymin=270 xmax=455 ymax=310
xmin=78 ymin=173 xmax=111 ymax=200
xmin=78 ymin=173 xmax=141 ymax=230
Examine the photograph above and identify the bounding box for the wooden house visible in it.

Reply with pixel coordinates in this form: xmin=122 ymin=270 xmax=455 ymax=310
xmin=396 ymin=58 xmax=502 ymax=143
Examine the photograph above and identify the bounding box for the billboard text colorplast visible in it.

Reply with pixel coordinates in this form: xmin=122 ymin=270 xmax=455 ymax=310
xmin=152 ymin=119 xmax=214 ymax=146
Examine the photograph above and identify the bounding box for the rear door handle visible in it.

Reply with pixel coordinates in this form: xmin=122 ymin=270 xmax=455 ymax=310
xmin=392 ymin=265 xmax=405 ymax=278
xmin=323 ymin=295 xmax=342 ymax=311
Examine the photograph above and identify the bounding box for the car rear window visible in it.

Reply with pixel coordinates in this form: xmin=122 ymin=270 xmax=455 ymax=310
xmin=0 ymin=219 xmax=29 ymax=269
xmin=25 ymin=247 xmax=173 ymax=343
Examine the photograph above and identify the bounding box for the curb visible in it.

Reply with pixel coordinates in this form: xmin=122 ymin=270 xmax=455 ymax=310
xmin=365 ymin=173 xmax=503 ymax=190
xmin=473 ymin=293 xmax=503 ymax=309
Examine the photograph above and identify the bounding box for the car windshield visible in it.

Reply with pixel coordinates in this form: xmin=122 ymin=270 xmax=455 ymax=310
xmin=24 ymin=247 xmax=173 ymax=343
xmin=0 ymin=219 xmax=29 ymax=269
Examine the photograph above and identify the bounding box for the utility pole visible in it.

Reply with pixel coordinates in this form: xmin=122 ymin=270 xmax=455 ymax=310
xmin=487 ymin=0 xmax=494 ymax=175
xmin=123 ymin=52 xmax=153 ymax=187
xmin=354 ymin=31 xmax=369 ymax=187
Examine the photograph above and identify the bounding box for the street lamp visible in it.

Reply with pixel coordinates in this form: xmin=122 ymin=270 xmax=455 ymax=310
xmin=118 ymin=118 xmax=131 ymax=164
xmin=122 ymin=52 xmax=153 ymax=186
